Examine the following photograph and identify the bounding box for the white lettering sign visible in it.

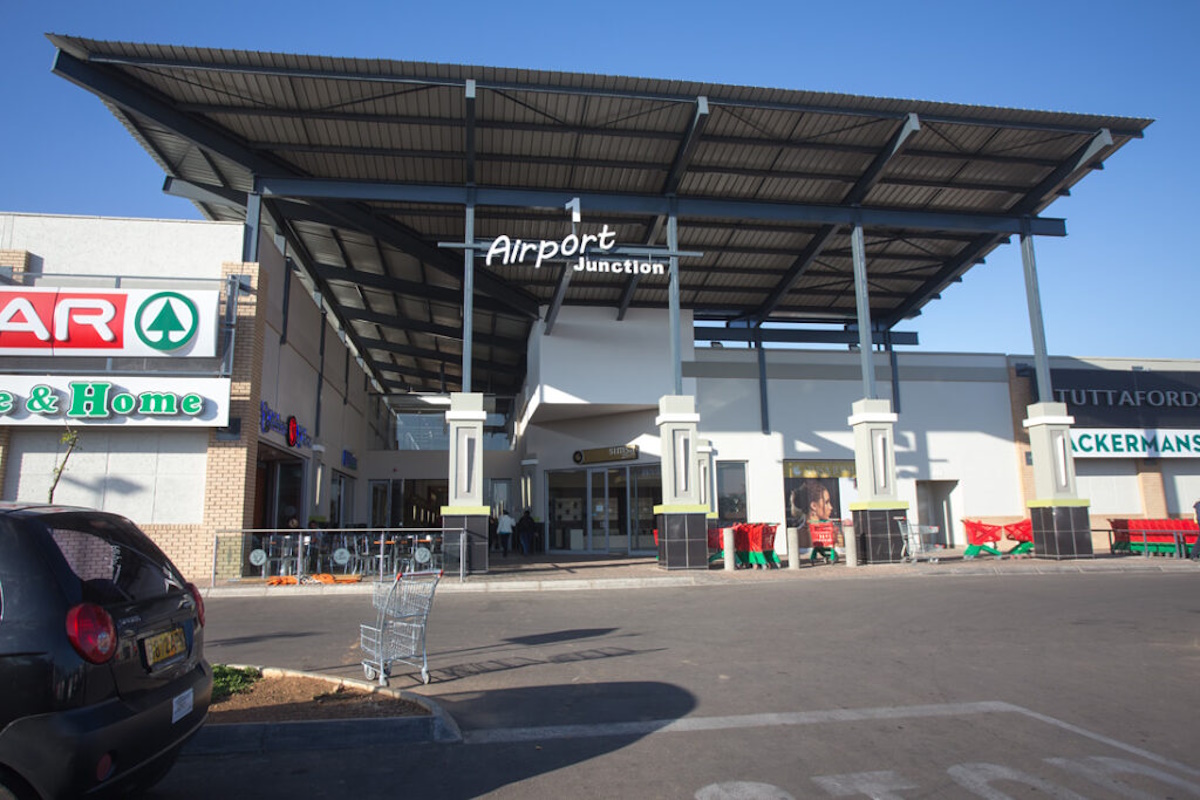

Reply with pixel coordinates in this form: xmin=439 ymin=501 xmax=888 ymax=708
xmin=1070 ymin=428 xmax=1200 ymax=458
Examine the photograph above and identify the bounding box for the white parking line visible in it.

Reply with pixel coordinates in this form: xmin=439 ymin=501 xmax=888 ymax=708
xmin=463 ymin=700 xmax=1199 ymax=781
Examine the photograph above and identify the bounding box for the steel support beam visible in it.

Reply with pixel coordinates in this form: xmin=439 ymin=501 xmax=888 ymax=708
xmin=312 ymin=263 xmax=523 ymax=316
xmin=881 ymin=128 xmax=1112 ymax=328
xmin=543 ymin=264 xmax=572 ymax=335
xmin=342 ymin=307 xmax=524 ymax=351
xmin=82 ymin=50 xmax=1146 ymax=138
xmin=694 ymin=327 xmax=918 ymax=345
xmin=257 ymin=177 xmax=1067 ymax=237
xmin=464 ymin=80 xmax=477 ymax=185
xmin=756 ymin=328 xmax=769 ymax=435
xmin=462 ymin=194 xmax=475 ymax=393
xmin=242 ymin=191 xmax=261 ymax=262
xmin=668 ymin=203 xmax=682 ymax=395
xmin=1020 ymin=221 xmax=1053 ymax=403
xmin=851 ymin=223 xmax=877 ymax=399
xmin=54 ymin=50 xmax=537 ymax=322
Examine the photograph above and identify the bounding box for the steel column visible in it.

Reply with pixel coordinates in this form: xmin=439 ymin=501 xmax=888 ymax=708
xmin=462 ymin=193 xmax=475 ymax=393
xmin=242 ymin=191 xmax=261 ymax=262
xmin=1020 ymin=220 xmax=1053 ymax=403
xmin=851 ymin=223 xmax=877 ymax=399
xmin=756 ymin=328 xmax=769 ymax=434
xmin=667 ymin=202 xmax=682 ymax=395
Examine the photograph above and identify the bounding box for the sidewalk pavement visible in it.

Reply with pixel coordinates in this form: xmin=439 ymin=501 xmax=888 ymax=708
xmin=200 ymin=547 xmax=1199 ymax=598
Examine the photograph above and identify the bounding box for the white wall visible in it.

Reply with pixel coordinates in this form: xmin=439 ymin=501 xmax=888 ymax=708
xmin=5 ymin=428 xmax=208 ymax=523
xmin=528 ymin=306 xmax=695 ymax=411
xmin=0 ymin=213 xmax=241 ymax=279
xmin=1075 ymin=460 xmax=1143 ymax=516
xmin=694 ymin=348 xmax=1026 ymax=527
xmin=1161 ymin=461 xmax=1200 ymax=517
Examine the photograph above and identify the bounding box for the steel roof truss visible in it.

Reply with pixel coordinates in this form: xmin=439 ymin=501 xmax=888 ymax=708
xmin=257 ymin=177 xmax=1067 ymax=237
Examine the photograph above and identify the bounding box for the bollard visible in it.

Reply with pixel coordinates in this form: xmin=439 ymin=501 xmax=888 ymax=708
xmin=843 ymin=522 xmax=859 ymax=568
xmin=723 ymin=527 xmax=736 ymax=572
xmin=787 ymin=526 xmax=801 ymax=570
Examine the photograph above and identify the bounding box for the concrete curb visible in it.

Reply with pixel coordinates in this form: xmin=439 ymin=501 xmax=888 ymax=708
xmin=199 ymin=557 xmax=1198 ymax=598
xmin=187 ymin=666 xmax=462 ymax=755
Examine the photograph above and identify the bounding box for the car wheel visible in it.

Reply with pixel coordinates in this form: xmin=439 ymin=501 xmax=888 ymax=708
xmin=0 ymin=771 xmax=35 ymax=800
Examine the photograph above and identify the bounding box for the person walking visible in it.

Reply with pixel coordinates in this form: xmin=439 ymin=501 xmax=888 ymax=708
xmin=516 ymin=509 xmax=536 ymax=556
xmin=496 ymin=508 xmax=515 ymax=557
xmin=1192 ymin=499 xmax=1200 ymax=561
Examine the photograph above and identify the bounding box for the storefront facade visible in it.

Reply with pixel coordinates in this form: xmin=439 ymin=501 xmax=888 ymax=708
xmin=8 ymin=40 xmax=1182 ymax=575
xmin=4 ymin=213 xmax=1196 ymax=577
xmin=0 ymin=213 xmax=395 ymax=580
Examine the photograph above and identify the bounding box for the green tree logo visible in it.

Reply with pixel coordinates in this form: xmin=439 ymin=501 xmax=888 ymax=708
xmin=135 ymin=292 xmax=200 ymax=351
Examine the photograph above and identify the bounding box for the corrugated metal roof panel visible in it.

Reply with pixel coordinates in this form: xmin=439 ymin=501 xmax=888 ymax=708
xmin=48 ymin=35 xmax=1151 ymax=396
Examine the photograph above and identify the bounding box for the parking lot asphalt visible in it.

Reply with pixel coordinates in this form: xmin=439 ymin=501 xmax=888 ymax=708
xmin=167 ymin=557 xmax=1200 ymax=799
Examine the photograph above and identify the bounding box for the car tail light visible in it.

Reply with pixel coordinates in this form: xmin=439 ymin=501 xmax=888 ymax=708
xmin=66 ymin=603 xmax=117 ymax=664
xmin=186 ymin=582 xmax=205 ymax=627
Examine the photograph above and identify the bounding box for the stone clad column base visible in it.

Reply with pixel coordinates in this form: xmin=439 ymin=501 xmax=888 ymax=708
xmin=441 ymin=509 xmax=490 ymax=574
xmin=1029 ymin=502 xmax=1093 ymax=559
xmin=851 ymin=504 xmax=909 ymax=564
xmin=655 ymin=506 xmax=709 ymax=570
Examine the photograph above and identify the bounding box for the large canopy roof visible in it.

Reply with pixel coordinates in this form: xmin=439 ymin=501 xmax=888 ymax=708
xmin=48 ymin=34 xmax=1151 ymax=401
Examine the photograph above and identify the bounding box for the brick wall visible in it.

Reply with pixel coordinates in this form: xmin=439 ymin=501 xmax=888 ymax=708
xmin=0 ymin=249 xmax=31 ymax=275
xmin=1137 ymin=460 xmax=1167 ymax=518
xmin=0 ymin=252 xmax=28 ymax=501
xmin=144 ymin=264 xmax=267 ymax=583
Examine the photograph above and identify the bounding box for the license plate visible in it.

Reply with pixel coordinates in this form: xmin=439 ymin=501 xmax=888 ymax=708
xmin=172 ymin=688 xmax=193 ymax=724
xmin=145 ymin=628 xmax=187 ymax=667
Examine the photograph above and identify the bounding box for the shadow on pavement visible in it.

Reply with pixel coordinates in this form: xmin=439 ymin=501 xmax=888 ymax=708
xmin=155 ymin=681 xmax=696 ymax=799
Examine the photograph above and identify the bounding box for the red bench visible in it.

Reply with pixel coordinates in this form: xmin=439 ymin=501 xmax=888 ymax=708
xmin=1109 ymin=519 xmax=1198 ymax=557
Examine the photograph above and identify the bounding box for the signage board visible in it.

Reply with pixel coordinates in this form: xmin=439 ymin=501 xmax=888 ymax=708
xmin=1070 ymin=428 xmax=1200 ymax=459
xmin=1049 ymin=369 xmax=1200 ymax=428
xmin=260 ymin=401 xmax=313 ymax=448
xmin=0 ymin=288 xmax=219 ymax=357
xmin=0 ymin=376 xmax=230 ymax=426
xmin=572 ymin=445 xmax=639 ymax=465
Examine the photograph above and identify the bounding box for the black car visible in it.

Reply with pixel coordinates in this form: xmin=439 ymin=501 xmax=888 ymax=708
xmin=0 ymin=504 xmax=211 ymax=799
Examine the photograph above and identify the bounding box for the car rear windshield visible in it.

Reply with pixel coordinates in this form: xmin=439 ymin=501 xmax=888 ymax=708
xmin=45 ymin=514 xmax=186 ymax=604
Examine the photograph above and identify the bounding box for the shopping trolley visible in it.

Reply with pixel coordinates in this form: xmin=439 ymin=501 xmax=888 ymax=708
xmin=809 ymin=521 xmax=839 ymax=565
xmin=360 ymin=570 xmax=442 ymax=686
xmin=962 ymin=520 xmax=1003 ymax=558
xmin=897 ymin=518 xmax=942 ymax=563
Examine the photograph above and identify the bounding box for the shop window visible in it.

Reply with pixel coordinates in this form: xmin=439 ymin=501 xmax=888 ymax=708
xmin=716 ymin=462 xmax=747 ymax=524
xmin=395 ymin=412 xmax=512 ymax=451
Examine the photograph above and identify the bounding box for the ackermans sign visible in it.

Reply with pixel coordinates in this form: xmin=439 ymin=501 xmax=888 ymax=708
xmin=0 ymin=288 xmax=218 ymax=357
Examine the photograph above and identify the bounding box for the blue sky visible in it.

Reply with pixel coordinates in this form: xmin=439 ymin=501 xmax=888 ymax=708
xmin=2 ymin=0 xmax=1196 ymax=360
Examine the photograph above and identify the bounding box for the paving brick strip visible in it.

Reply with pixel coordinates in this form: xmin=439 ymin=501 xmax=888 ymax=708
xmin=201 ymin=550 xmax=1198 ymax=598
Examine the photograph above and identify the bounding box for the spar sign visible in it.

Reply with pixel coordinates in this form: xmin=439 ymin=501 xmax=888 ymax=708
xmin=0 ymin=288 xmax=218 ymax=357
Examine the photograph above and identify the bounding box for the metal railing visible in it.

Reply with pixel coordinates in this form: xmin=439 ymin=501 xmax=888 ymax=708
xmin=210 ymin=525 xmax=471 ymax=587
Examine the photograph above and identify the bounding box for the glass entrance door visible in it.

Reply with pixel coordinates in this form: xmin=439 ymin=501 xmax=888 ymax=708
xmin=630 ymin=465 xmax=660 ymax=553
xmin=548 ymin=466 xmax=638 ymax=554
xmin=588 ymin=468 xmax=629 ymax=554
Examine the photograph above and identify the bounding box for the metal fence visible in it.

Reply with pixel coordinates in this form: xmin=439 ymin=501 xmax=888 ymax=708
xmin=210 ymin=526 xmax=472 ymax=587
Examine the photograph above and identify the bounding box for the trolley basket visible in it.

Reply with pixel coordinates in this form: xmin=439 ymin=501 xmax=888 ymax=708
xmin=359 ymin=570 xmax=442 ymax=685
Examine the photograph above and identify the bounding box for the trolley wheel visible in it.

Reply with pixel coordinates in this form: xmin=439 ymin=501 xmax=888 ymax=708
xmin=421 ymin=668 xmax=429 ymax=684
xmin=363 ymin=665 xmax=377 ymax=681
xmin=929 ymin=558 xmax=939 ymax=564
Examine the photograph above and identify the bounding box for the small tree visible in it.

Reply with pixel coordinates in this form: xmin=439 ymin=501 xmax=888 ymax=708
xmin=48 ymin=425 xmax=79 ymax=504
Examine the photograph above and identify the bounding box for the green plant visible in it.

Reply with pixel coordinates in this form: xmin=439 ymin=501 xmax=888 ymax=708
xmin=47 ymin=425 xmax=79 ymax=504
xmin=211 ymin=665 xmax=262 ymax=702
